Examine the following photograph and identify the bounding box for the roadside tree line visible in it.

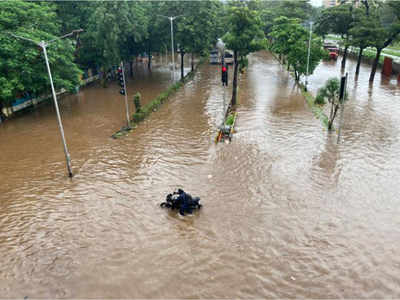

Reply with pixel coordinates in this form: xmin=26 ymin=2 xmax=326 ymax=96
xmin=0 ymin=0 xmax=225 ymax=109
xmin=0 ymin=0 xmax=271 ymax=115
xmin=315 ymin=0 xmax=400 ymax=81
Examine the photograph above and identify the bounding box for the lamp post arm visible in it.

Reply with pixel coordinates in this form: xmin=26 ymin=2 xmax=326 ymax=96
xmin=171 ymin=15 xmax=184 ymax=20
xmin=6 ymin=32 xmax=39 ymax=45
xmin=156 ymin=14 xmax=170 ymax=19
xmin=7 ymin=29 xmax=83 ymax=46
xmin=47 ymin=29 xmax=83 ymax=45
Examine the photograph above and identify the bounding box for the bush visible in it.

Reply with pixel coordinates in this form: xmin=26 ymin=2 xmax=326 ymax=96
xmin=314 ymin=93 xmax=326 ymax=105
xmin=129 ymin=58 xmax=203 ymax=126
xmin=133 ymin=92 xmax=142 ymax=112
xmin=225 ymin=114 xmax=234 ymax=126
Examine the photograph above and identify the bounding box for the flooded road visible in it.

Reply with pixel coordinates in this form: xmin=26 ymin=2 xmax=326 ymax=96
xmin=1 ymin=52 xmax=400 ymax=298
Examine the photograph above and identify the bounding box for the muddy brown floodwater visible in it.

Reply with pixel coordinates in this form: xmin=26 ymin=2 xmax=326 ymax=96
xmin=1 ymin=52 xmax=400 ymax=298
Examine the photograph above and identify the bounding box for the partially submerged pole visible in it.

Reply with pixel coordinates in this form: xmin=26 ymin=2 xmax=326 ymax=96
xmin=42 ymin=42 xmax=73 ymax=178
xmin=337 ymin=73 xmax=348 ymax=144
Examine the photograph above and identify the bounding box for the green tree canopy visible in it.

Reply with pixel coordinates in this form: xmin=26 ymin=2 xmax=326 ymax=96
xmin=223 ymin=5 xmax=265 ymax=105
xmin=0 ymin=0 xmax=81 ymax=106
xmin=315 ymin=3 xmax=353 ymax=68
xmin=259 ymin=0 xmax=313 ymax=35
xmin=365 ymin=0 xmax=400 ymax=81
xmin=270 ymin=17 xmax=324 ymax=82
xmin=348 ymin=7 xmax=376 ymax=75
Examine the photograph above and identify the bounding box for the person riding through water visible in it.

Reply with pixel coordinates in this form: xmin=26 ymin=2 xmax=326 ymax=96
xmin=161 ymin=189 xmax=201 ymax=215
xmin=176 ymin=189 xmax=194 ymax=216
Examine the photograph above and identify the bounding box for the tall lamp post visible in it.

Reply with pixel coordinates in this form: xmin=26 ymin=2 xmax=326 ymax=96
xmin=157 ymin=14 xmax=183 ymax=81
xmin=305 ymin=21 xmax=313 ymax=92
xmin=216 ymin=38 xmax=225 ymax=66
xmin=8 ymin=29 xmax=83 ymax=178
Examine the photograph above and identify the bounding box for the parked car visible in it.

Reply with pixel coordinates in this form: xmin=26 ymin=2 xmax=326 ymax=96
xmin=210 ymin=49 xmax=220 ymax=64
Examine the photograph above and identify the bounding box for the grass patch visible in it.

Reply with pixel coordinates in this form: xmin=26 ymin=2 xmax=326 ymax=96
xmin=131 ymin=80 xmax=183 ymax=123
xmin=390 ymin=42 xmax=400 ymax=51
xmin=299 ymin=84 xmax=329 ymax=129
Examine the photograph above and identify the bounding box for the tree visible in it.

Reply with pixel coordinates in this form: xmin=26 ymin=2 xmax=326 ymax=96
xmin=348 ymin=8 xmax=375 ymax=75
xmin=137 ymin=1 xmax=165 ymax=70
xmin=177 ymin=0 xmax=221 ymax=72
xmin=0 ymin=0 xmax=81 ymax=107
xmin=81 ymin=1 xmax=147 ymax=86
xmin=316 ymin=78 xmax=346 ymax=130
xmin=259 ymin=0 xmax=313 ymax=36
xmin=223 ymin=5 xmax=265 ymax=106
xmin=287 ymin=32 xmax=324 ymax=82
xmin=269 ymin=17 xmax=324 ymax=82
xmin=366 ymin=1 xmax=400 ymax=82
xmin=315 ymin=4 xmax=353 ymax=69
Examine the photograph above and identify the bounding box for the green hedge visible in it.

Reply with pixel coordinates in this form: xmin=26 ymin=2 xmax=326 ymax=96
xmin=131 ymin=58 xmax=204 ymax=124
xmin=132 ymin=81 xmax=183 ymax=123
xmin=112 ymin=57 xmax=206 ymax=138
xmin=225 ymin=114 xmax=234 ymax=126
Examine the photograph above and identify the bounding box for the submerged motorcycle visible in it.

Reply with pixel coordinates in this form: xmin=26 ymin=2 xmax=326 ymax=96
xmin=160 ymin=189 xmax=201 ymax=215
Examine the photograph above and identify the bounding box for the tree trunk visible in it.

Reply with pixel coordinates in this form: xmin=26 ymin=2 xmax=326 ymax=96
xmin=147 ymin=51 xmax=152 ymax=70
xmin=129 ymin=60 xmax=133 ymax=77
xmin=101 ymin=67 xmax=107 ymax=88
xmin=355 ymin=47 xmax=364 ymax=75
xmin=294 ymin=70 xmax=299 ymax=82
xmin=231 ymin=50 xmax=239 ymax=106
xmin=328 ymin=100 xmax=335 ymax=128
xmin=147 ymin=42 xmax=152 ymax=70
xmin=191 ymin=53 xmax=194 ymax=72
xmin=369 ymin=48 xmax=382 ymax=82
xmin=328 ymin=104 xmax=340 ymax=130
xmin=341 ymin=45 xmax=349 ymax=69
xmin=180 ymin=52 xmax=185 ymax=81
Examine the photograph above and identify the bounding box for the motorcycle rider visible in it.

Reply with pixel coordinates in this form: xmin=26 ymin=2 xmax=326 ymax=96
xmin=176 ymin=189 xmax=193 ymax=216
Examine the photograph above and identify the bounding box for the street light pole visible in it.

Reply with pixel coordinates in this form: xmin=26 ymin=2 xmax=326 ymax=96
xmin=157 ymin=14 xmax=183 ymax=81
xmin=169 ymin=17 xmax=175 ymax=81
xmin=8 ymin=30 xmax=82 ymax=177
xmin=305 ymin=21 xmax=313 ymax=92
xmin=216 ymin=38 xmax=225 ymax=66
xmin=41 ymin=41 xmax=73 ymax=177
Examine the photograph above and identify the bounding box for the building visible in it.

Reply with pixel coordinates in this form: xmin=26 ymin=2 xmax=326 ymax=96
xmin=323 ymin=0 xmax=338 ymax=7
xmin=323 ymin=0 xmax=360 ymax=8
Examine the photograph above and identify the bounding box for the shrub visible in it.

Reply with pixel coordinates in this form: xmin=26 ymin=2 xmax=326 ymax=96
xmin=133 ymin=92 xmax=142 ymax=112
xmin=314 ymin=93 xmax=326 ymax=105
xmin=225 ymin=114 xmax=234 ymax=126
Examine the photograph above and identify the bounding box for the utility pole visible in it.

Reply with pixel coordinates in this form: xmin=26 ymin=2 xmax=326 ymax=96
xmin=305 ymin=21 xmax=313 ymax=92
xmin=170 ymin=17 xmax=175 ymax=81
xmin=8 ymin=29 xmax=83 ymax=178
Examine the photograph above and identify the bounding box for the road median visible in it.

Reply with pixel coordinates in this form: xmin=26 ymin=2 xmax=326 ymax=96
xmin=112 ymin=58 xmax=205 ymax=139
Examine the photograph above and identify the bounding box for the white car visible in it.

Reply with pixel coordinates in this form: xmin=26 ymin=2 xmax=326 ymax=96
xmin=223 ymin=50 xmax=234 ymax=64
